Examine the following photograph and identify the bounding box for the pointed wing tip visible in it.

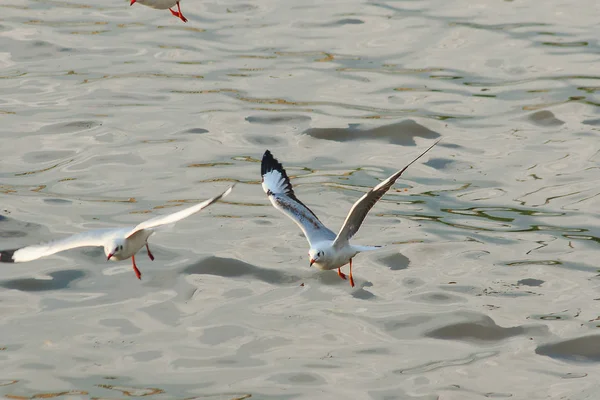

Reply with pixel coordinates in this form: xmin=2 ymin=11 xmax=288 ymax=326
xmin=419 ymin=137 xmax=442 ymax=156
xmin=261 ymin=149 xmax=274 ymax=169
xmin=395 ymin=137 xmax=442 ymax=177
xmin=260 ymin=149 xmax=295 ymax=198
xmin=223 ymin=184 xmax=235 ymax=197
xmin=209 ymin=184 xmax=235 ymax=205
xmin=420 ymin=137 xmax=442 ymax=160
xmin=127 ymin=185 xmax=237 ymax=237
xmin=261 ymin=149 xmax=285 ymax=178
xmin=0 ymin=249 xmax=17 ymax=263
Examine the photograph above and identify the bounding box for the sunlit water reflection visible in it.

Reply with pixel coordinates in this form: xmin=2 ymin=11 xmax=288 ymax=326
xmin=1 ymin=0 xmax=599 ymax=398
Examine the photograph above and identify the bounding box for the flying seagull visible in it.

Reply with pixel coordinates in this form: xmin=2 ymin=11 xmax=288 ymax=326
xmin=0 ymin=185 xmax=234 ymax=279
xmin=260 ymin=141 xmax=439 ymax=287
xmin=130 ymin=0 xmax=188 ymax=23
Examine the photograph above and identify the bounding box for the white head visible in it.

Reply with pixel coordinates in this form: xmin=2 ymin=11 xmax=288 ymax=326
xmin=308 ymin=247 xmax=326 ymax=267
xmin=104 ymin=238 xmax=127 ymax=261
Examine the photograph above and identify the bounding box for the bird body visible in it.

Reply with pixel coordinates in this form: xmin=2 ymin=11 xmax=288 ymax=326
xmin=105 ymin=228 xmax=153 ymax=261
xmin=130 ymin=0 xmax=187 ymax=22
xmin=131 ymin=0 xmax=178 ymax=9
xmin=261 ymin=141 xmax=439 ymax=287
xmin=0 ymin=186 xmax=233 ymax=279
xmin=308 ymin=243 xmax=379 ymax=272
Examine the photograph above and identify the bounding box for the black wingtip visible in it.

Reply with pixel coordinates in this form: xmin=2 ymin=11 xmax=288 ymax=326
xmin=0 ymin=249 xmax=17 ymax=263
xmin=261 ymin=149 xmax=290 ymax=184
xmin=261 ymin=149 xmax=282 ymax=177
xmin=260 ymin=149 xmax=322 ymax=220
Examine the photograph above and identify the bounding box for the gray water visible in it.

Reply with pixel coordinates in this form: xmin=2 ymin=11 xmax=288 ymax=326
xmin=1 ymin=0 xmax=600 ymax=399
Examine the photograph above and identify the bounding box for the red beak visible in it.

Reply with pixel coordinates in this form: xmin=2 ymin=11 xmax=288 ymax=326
xmin=130 ymin=0 xmax=136 ymax=5
xmin=107 ymin=253 xmax=114 ymax=261
xmin=309 ymin=259 xmax=315 ymax=267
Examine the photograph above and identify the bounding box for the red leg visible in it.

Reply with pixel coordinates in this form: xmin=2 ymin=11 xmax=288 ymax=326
xmin=177 ymin=2 xmax=187 ymax=22
xmin=337 ymin=268 xmax=347 ymax=280
xmin=132 ymin=255 xmax=142 ymax=280
xmin=169 ymin=2 xmax=188 ymax=22
xmin=146 ymin=243 xmax=155 ymax=261
xmin=349 ymin=258 xmax=355 ymax=288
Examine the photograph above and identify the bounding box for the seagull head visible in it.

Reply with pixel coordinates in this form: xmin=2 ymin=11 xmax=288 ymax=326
xmin=308 ymin=248 xmax=325 ymax=267
xmin=105 ymin=239 xmax=126 ymax=261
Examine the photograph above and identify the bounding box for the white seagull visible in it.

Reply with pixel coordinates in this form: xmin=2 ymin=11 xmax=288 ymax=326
xmin=0 ymin=185 xmax=233 ymax=279
xmin=261 ymin=141 xmax=439 ymax=287
xmin=130 ymin=0 xmax=187 ymax=23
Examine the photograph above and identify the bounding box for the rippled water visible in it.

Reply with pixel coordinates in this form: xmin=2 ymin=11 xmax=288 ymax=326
xmin=1 ymin=0 xmax=600 ymax=398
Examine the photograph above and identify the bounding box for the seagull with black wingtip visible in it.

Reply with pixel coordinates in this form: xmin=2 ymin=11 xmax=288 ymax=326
xmin=260 ymin=141 xmax=440 ymax=287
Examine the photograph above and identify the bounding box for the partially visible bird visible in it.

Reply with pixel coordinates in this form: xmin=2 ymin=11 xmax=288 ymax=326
xmin=130 ymin=0 xmax=188 ymax=23
xmin=0 ymin=185 xmax=234 ymax=279
xmin=260 ymin=141 xmax=439 ymax=287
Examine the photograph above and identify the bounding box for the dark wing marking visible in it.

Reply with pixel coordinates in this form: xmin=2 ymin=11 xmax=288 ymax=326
xmin=261 ymin=150 xmax=320 ymax=220
xmin=0 ymin=249 xmax=16 ymax=263
xmin=261 ymin=150 xmax=336 ymax=246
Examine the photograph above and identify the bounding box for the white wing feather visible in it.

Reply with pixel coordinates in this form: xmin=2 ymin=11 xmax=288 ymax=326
xmin=333 ymin=139 xmax=440 ymax=248
xmin=3 ymin=228 xmax=128 ymax=263
xmin=126 ymin=185 xmax=233 ymax=238
xmin=0 ymin=186 xmax=232 ymax=263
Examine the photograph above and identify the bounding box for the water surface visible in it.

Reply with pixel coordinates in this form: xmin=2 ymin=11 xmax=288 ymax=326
xmin=1 ymin=0 xmax=599 ymax=398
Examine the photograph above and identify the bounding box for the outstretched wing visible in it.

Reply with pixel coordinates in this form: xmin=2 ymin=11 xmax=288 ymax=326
xmin=333 ymin=139 xmax=441 ymax=248
xmin=126 ymin=185 xmax=234 ymax=238
xmin=0 ymin=228 xmax=121 ymax=263
xmin=261 ymin=150 xmax=336 ymax=246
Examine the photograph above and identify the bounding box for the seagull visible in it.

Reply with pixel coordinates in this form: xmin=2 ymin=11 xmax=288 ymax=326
xmin=130 ymin=0 xmax=188 ymax=23
xmin=0 ymin=185 xmax=233 ymax=279
xmin=261 ymin=141 xmax=439 ymax=287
